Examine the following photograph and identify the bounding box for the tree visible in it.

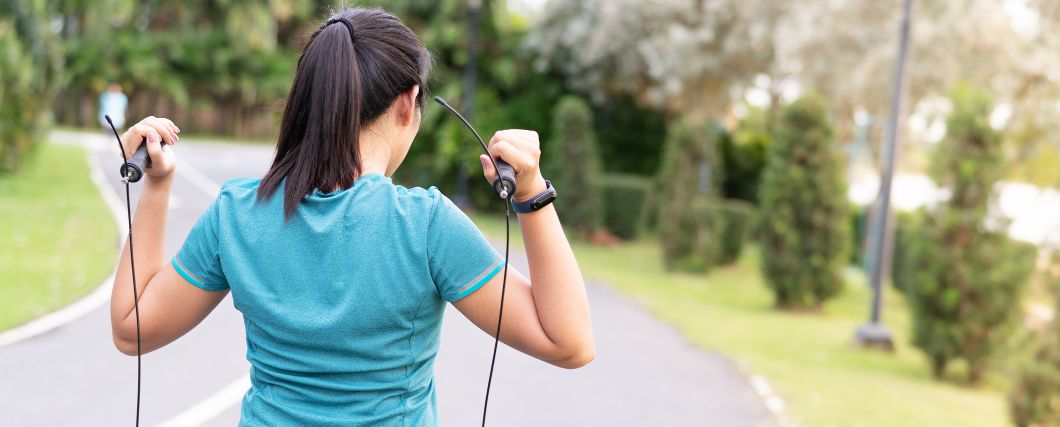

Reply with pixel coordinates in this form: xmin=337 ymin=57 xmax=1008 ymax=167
xmin=1009 ymin=253 xmax=1060 ymax=427
xmin=528 ymin=0 xmax=772 ymax=119
xmin=54 ymin=0 xmax=319 ymax=136
xmin=896 ymin=85 xmax=1037 ymax=383
xmin=547 ymin=96 xmax=603 ymax=236
xmin=0 ymin=0 xmax=62 ymax=173
xmin=370 ymin=0 xmax=560 ymax=205
xmin=657 ymin=118 xmax=724 ymax=272
xmin=758 ymin=93 xmax=849 ymax=310
xmin=770 ymin=0 xmax=1060 ymax=163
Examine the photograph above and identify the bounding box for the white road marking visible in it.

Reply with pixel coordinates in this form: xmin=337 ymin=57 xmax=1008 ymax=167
xmin=0 ymin=143 xmax=125 ymax=348
xmin=164 ymin=151 xmax=251 ymax=426
xmin=156 ymin=374 xmax=250 ymax=427
xmin=14 ymin=132 xmax=249 ymax=425
xmin=177 ymin=158 xmax=221 ymax=198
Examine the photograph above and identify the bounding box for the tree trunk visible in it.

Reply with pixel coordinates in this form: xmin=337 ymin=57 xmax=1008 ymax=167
xmin=931 ymin=356 xmax=946 ymax=380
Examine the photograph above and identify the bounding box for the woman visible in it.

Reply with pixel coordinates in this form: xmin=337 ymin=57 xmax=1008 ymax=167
xmin=108 ymin=7 xmax=594 ymax=426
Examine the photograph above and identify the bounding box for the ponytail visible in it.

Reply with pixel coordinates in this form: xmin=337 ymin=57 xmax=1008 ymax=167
xmin=258 ymin=8 xmax=431 ymax=220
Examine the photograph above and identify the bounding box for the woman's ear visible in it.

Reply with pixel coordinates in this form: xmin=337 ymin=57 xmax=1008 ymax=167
xmin=397 ymin=85 xmax=420 ymax=127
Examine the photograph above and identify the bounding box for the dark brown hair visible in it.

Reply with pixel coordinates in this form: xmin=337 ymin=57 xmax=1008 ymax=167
xmin=258 ymin=8 xmax=431 ymax=219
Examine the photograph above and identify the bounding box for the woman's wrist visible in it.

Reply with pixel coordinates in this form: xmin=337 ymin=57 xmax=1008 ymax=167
xmin=144 ymin=174 xmax=175 ymax=192
xmin=513 ymin=174 xmax=548 ymax=203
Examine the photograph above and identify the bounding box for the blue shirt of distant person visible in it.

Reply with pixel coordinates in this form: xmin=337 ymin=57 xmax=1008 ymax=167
xmin=99 ymin=83 xmax=128 ymax=129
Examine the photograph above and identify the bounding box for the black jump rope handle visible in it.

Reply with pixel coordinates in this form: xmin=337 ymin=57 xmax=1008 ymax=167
xmin=118 ymin=139 xmax=151 ymax=183
xmin=492 ymin=161 xmax=516 ymax=199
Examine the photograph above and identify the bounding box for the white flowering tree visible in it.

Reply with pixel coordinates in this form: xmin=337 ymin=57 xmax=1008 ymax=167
xmin=775 ymin=0 xmax=1060 ymax=147
xmin=528 ymin=0 xmax=774 ymax=119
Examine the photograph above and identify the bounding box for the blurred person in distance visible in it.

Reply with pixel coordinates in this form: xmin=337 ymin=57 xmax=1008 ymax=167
xmin=99 ymin=82 xmax=128 ymax=131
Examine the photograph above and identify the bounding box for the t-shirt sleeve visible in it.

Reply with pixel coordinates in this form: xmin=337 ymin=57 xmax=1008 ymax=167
xmin=427 ymin=190 xmax=505 ymax=302
xmin=172 ymin=198 xmax=229 ymax=291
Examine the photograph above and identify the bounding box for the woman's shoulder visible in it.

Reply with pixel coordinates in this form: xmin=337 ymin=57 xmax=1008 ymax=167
xmin=206 ymin=177 xmax=262 ymax=210
xmin=391 ymin=184 xmax=468 ymax=222
xmin=214 ymin=177 xmax=262 ymax=200
xmin=220 ymin=177 xmax=261 ymax=190
xmin=392 ymin=182 xmax=448 ymax=205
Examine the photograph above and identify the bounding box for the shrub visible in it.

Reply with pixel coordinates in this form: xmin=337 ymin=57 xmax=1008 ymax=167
xmin=848 ymin=204 xmax=868 ymax=266
xmin=1009 ymin=253 xmax=1060 ymax=427
xmin=0 ymin=1 xmax=62 ymax=173
xmin=547 ymin=96 xmax=604 ymax=237
xmin=709 ymin=199 xmax=754 ymax=265
xmin=757 ymin=93 xmax=849 ymax=310
xmin=897 ymin=211 xmax=1036 ymax=381
xmin=720 ymin=111 xmax=771 ymax=204
xmin=657 ymin=117 xmax=723 ymax=272
xmin=599 ymin=173 xmax=652 ymax=240
xmin=593 ymin=95 xmax=668 ymax=177
xmin=890 ymin=210 xmax=918 ymax=293
xmin=897 ymin=84 xmax=1037 ymax=383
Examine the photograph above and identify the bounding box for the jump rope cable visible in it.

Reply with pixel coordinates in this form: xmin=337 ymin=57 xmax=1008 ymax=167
xmin=430 ymin=96 xmax=514 ymax=427
xmin=481 ymin=202 xmax=511 ymax=427
xmin=106 ymin=120 xmax=142 ymax=427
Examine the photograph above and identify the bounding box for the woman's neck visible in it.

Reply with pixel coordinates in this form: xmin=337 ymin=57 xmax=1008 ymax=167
xmin=357 ymin=130 xmax=394 ymax=178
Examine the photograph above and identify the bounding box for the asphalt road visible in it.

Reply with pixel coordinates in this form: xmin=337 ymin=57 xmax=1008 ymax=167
xmin=0 ymin=130 xmax=775 ymax=426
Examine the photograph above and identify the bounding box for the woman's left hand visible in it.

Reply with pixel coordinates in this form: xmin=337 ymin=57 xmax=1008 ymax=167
xmin=120 ymin=116 xmax=181 ymax=182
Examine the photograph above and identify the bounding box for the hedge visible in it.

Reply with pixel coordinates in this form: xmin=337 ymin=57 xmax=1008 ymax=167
xmin=600 ymin=173 xmax=652 ymax=240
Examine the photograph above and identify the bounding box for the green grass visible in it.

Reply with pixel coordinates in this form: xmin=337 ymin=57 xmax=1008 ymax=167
xmin=470 ymin=214 xmax=1012 ymax=427
xmin=0 ymin=143 xmax=118 ymax=331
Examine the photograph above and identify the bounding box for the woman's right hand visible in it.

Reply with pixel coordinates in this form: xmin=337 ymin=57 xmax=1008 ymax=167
xmin=120 ymin=116 xmax=181 ymax=182
xmin=479 ymin=129 xmax=548 ymax=202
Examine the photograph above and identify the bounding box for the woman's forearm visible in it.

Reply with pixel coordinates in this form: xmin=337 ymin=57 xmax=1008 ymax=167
xmin=518 ymin=199 xmax=595 ymax=362
xmin=110 ymin=177 xmax=173 ymax=339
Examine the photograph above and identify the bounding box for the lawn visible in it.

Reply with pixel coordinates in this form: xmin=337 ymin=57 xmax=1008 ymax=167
xmin=0 ymin=143 xmax=118 ymax=331
xmin=470 ymin=213 xmax=1012 ymax=427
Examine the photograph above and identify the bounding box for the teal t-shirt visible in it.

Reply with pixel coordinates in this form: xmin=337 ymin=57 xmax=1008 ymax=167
xmin=172 ymin=174 xmax=504 ymax=426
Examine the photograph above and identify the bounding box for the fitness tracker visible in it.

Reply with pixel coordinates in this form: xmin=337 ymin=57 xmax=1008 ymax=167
xmin=511 ymin=180 xmax=557 ymax=213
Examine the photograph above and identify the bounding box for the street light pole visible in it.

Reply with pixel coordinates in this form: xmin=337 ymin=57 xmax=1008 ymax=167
xmin=454 ymin=0 xmax=483 ymax=209
xmin=855 ymin=0 xmax=914 ymax=351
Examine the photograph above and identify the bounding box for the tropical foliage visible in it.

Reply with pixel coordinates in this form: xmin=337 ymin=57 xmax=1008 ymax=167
xmin=0 ymin=0 xmax=62 ymax=173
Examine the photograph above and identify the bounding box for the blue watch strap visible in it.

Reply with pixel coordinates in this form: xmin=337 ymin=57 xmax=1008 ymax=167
xmin=511 ymin=180 xmax=556 ymax=213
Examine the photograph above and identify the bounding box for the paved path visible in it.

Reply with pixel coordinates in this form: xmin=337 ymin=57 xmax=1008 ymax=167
xmin=0 ymin=130 xmax=775 ymax=426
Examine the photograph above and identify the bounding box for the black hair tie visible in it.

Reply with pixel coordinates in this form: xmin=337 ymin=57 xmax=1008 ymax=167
xmin=324 ymin=17 xmax=356 ymax=43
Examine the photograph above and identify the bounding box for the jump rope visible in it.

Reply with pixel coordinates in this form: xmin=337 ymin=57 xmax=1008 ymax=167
xmin=107 ymin=95 xmax=517 ymax=427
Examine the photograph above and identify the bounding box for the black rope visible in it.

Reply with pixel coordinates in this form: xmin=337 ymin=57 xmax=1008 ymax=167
xmin=123 ymin=175 xmax=143 ymax=427
xmin=481 ymin=199 xmax=510 ymax=427
xmin=105 ymin=117 xmax=142 ymax=427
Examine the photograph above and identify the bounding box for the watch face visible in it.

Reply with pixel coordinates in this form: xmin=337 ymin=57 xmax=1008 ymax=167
xmin=532 ymin=192 xmax=557 ymax=210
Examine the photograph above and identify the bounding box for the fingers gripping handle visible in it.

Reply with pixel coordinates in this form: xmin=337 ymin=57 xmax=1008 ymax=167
xmin=105 ymin=114 xmax=151 ymax=184
xmin=119 ymin=142 xmax=150 ymax=183
xmin=493 ymin=160 xmax=516 ymax=199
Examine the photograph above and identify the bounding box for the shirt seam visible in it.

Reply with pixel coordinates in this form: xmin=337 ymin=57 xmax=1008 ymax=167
xmin=426 ymin=191 xmax=445 ymax=297
xmin=400 ymin=295 xmax=427 ymax=426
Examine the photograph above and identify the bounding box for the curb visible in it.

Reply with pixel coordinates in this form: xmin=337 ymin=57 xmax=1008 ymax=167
xmin=0 ymin=139 xmax=126 ymax=348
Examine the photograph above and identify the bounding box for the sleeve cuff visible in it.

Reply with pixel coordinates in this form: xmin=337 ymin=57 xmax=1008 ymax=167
xmin=172 ymin=258 xmax=226 ymax=291
xmin=450 ymin=259 xmax=506 ymax=302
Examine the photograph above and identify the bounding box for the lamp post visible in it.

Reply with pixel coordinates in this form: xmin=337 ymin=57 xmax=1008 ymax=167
xmin=855 ymin=0 xmax=914 ymax=351
xmin=454 ymin=0 xmax=483 ymax=209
